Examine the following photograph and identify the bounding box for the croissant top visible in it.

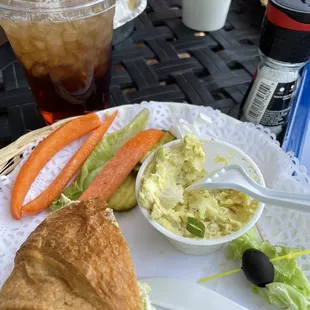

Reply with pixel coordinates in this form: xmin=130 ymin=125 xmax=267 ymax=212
xmin=0 ymin=198 xmax=143 ymax=310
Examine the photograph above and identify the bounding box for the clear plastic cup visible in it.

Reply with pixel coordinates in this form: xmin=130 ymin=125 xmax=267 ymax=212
xmin=0 ymin=0 xmax=116 ymax=124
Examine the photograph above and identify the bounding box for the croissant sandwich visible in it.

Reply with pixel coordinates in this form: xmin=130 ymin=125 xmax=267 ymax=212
xmin=0 ymin=198 xmax=153 ymax=310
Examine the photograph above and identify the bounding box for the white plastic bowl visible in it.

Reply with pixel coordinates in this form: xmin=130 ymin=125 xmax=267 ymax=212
xmin=136 ymin=138 xmax=265 ymax=256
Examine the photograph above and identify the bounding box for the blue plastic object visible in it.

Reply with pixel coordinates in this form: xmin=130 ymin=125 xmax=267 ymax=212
xmin=283 ymin=62 xmax=310 ymax=172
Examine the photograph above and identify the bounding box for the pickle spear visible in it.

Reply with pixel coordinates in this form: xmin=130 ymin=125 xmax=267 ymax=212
xmin=108 ymin=173 xmax=137 ymax=212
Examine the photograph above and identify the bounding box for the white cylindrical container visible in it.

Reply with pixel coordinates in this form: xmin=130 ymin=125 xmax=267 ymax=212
xmin=182 ymin=0 xmax=232 ymax=32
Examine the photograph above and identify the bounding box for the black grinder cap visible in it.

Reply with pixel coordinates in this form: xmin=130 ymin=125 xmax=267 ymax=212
xmin=260 ymin=0 xmax=310 ymax=63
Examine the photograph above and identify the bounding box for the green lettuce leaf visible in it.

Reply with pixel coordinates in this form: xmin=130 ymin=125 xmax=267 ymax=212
xmin=50 ymin=109 xmax=150 ymax=211
xmin=228 ymin=230 xmax=310 ymax=310
xmin=227 ymin=228 xmax=260 ymax=260
xmin=254 ymin=283 xmax=310 ymax=310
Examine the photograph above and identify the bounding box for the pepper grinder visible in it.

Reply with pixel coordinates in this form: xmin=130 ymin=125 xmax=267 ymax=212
xmin=241 ymin=0 xmax=310 ymax=135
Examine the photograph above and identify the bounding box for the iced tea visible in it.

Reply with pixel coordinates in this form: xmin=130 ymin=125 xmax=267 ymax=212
xmin=1 ymin=5 xmax=115 ymax=124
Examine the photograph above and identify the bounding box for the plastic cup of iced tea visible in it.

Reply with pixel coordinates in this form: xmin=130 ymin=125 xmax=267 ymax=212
xmin=0 ymin=0 xmax=116 ymax=124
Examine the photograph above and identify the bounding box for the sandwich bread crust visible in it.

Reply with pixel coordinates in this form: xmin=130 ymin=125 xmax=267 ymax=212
xmin=0 ymin=198 xmax=142 ymax=310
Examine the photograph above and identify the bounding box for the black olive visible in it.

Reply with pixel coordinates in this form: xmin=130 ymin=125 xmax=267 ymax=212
xmin=242 ymin=249 xmax=275 ymax=287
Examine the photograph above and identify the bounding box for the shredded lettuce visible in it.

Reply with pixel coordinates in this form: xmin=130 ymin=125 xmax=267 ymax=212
xmin=50 ymin=109 xmax=150 ymax=211
xmin=228 ymin=230 xmax=310 ymax=309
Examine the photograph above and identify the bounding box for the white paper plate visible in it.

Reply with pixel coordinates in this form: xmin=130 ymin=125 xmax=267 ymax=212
xmin=1 ymin=102 xmax=309 ymax=310
xmin=114 ymin=0 xmax=147 ymax=29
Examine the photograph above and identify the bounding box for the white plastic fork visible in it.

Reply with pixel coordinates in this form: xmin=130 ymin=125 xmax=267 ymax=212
xmin=186 ymin=164 xmax=310 ymax=213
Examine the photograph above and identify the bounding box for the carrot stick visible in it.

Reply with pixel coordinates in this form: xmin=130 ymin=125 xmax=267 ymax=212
xmin=22 ymin=112 xmax=118 ymax=216
xmin=79 ymin=129 xmax=164 ymax=201
xmin=11 ymin=113 xmax=102 ymax=220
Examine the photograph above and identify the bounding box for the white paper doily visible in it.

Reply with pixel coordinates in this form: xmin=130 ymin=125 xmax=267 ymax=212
xmin=1 ymin=101 xmax=310 ymax=310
